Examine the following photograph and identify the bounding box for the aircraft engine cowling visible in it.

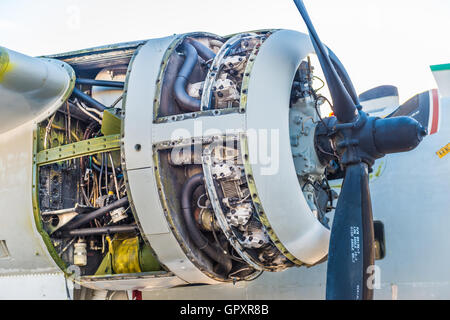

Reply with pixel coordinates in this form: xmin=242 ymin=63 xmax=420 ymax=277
xmin=1 ymin=30 xmax=335 ymax=290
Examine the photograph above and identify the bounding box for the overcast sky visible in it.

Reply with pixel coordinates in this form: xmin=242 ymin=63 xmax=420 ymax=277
xmin=1 ymin=0 xmax=449 ymax=102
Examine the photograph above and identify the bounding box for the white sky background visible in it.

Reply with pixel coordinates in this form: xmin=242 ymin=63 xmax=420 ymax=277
xmin=1 ymin=0 xmax=450 ymax=102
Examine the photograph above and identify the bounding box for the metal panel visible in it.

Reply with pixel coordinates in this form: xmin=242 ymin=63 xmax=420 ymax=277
xmin=0 ymin=122 xmax=60 ymax=275
xmin=141 ymin=95 xmax=450 ymax=300
xmin=45 ymin=40 xmax=145 ymax=70
xmin=123 ymin=35 xmax=177 ymax=171
xmin=244 ymin=30 xmax=330 ymax=264
xmin=0 ymin=241 xmax=10 ymax=259
xmin=145 ymin=233 xmax=218 ymax=284
xmin=152 ymin=113 xmax=246 ymax=144
xmin=371 ymin=96 xmax=450 ymax=297
xmin=431 ymin=64 xmax=450 ymax=97
xmin=36 ymin=134 xmax=120 ymax=166
xmin=126 ymin=168 xmax=169 ymax=235
xmin=123 ymin=36 xmax=220 ymax=284
xmin=0 ymin=272 xmax=71 ymax=299
xmin=81 ymin=273 xmax=187 ymax=292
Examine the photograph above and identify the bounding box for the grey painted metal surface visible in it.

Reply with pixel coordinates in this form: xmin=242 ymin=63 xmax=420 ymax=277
xmin=0 ymin=123 xmax=60 ymax=275
xmin=245 ymin=30 xmax=329 ymax=265
xmin=0 ymin=46 xmax=74 ymax=134
xmin=123 ymin=36 xmax=220 ymax=285
xmin=0 ymin=272 xmax=72 ymax=299
xmin=142 ymin=266 xmax=328 ymax=300
xmin=126 ymin=169 xmax=170 ymax=235
xmin=0 ymin=45 xmax=75 ymax=278
xmin=144 ymin=95 xmax=450 ymax=300
xmin=370 ymin=95 xmax=450 ymax=299
xmin=152 ymin=113 xmax=246 ymax=144
xmin=122 ymin=35 xmax=176 ymax=171
xmin=81 ymin=273 xmax=187 ymax=292
xmin=0 ymin=30 xmax=448 ymax=299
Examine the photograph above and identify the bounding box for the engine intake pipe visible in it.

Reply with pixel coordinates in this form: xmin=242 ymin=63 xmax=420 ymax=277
xmin=60 ymin=197 xmax=129 ymax=231
xmin=63 ymin=224 xmax=138 ymax=237
xmin=173 ymin=42 xmax=203 ymax=112
xmin=75 ymin=78 xmax=125 ymax=88
xmin=72 ymin=87 xmax=107 ymax=112
xmin=181 ymin=173 xmax=232 ymax=275
xmin=186 ymin=38 xmax=216 ymax=62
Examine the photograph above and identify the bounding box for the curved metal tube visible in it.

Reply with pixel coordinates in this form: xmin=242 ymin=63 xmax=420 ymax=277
xmin=327 ymin=47 xmax=360 ymax=107
xmin=181 ymin=173 xmax=232 ymax=274
xmin=61 ymin=197 xmax=129 ymax=231
xmin=76 ymin=78 xmax=125 ymax=88
xmin=72 ymin=87 xmax=106 ymax=112
xmin=174 ymin=42 xmax=202 ymax=112
xmin=186 ymin=39 xmax=216 ymax=62
xmin=65 ymin=224 xmax=138 ymax=237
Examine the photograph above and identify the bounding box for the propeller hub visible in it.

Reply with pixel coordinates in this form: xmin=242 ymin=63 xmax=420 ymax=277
xmin=315 ymin=111 xmax=426 ymax=167
xmin=294 ymin=0 xmax=427 ymax=300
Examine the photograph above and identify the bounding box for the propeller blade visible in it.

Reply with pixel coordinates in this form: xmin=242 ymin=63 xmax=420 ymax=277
xmin=358 ymin=85 xmax=399 ymax=114
xmin=327 ymin=47 xmax=360 ymax=106
xmin=293 ymin=0 xmax=427 ymax=301
xmin=326 ymin=162 xmax=375 ymax=300
xmin=359 ymin=85 xmax=399 ymax=104
xmin=293 ymin=0 xmax=357 ymax=123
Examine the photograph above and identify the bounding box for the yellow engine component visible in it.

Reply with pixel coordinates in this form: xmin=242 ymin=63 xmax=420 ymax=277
xmin=95 ymin=234 xmax=160 ymax=276
xmin=112 ymin=236 xmax=141 ymax=274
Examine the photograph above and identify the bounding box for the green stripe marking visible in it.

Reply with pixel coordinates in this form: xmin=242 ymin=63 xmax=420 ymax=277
xmin=430 ymin=63 xmax=450 ymax=72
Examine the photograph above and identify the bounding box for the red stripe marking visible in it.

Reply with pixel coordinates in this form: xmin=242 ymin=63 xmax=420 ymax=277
xmin=430 ymin=89 xmax=439 ymax=135
xmin=132 ymin=290 xmax=142 ymax=300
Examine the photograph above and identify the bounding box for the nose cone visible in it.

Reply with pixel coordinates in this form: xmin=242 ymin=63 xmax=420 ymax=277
xmin=374 ymin=116 xmax=427 ymax=154
xmin=418 ymin=123 xmax=428 ymax=140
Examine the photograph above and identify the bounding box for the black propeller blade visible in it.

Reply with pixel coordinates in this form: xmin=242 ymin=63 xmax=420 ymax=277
xmin=326 ymin=162 xmax=374 ymax=300
xmin=293 ymin=0 xmax=358 ymax=123
xmin=293 ymin=0 xmax=427 ymax=300
xmin=359 ymin=85 xmax=399 ymax=105
xmin=327 ymin=47 xmax=360 ymax=106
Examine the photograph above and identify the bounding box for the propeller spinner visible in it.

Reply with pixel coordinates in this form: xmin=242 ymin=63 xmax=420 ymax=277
xmin=293 ymin=0 xmax=427 ymax=300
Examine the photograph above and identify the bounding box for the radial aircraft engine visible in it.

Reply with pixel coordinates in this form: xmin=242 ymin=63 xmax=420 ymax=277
xmin=0 ymin=1 xmax=426 ymax=299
